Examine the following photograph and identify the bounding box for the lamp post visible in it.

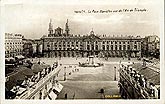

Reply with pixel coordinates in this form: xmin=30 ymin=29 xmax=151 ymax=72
xmin=114 ymin=66 xmax=117 ymax=81
xmin=64 ymin=66 xmax=66 ymax=81
xmin=76 ymin=46 xmax=78 ymax=59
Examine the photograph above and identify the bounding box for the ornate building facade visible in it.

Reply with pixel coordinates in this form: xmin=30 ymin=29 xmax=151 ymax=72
xmin=42 ymin=19 xmax=142 ymax=58
xmin=5 ymin=33 xmax=24 ymax=58
xmin=141 ymin=35 xmax=160 ymax=58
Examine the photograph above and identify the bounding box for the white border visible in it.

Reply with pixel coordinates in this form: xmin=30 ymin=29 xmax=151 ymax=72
xmin=0 ymin=0 xmax=164 ymax=104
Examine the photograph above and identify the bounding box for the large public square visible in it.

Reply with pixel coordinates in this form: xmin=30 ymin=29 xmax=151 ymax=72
xmin=30 ymin=57 xmax=142 ymax=99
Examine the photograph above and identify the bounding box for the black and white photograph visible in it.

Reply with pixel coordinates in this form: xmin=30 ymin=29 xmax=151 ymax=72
xmin=0 ymin=0 xmax=164 ymax=104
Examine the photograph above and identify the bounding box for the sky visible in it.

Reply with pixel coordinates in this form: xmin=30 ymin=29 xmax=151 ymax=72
xmin=2 ymin=0 xmax=163 ymax=39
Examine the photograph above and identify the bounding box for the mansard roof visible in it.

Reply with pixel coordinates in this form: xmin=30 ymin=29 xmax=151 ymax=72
xmin=82 ymin=34 xmax=101 ymax=41
xmin=101 ymin=35 xmax=141 ymax=40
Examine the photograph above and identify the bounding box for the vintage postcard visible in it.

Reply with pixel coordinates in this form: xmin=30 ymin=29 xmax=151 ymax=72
xmin=0 ymin=0 xmax=164 ymax=104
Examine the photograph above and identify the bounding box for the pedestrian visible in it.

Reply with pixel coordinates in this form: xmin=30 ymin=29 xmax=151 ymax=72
xmin=100 ymin=88 xmax=105 ymax=99
xmin=73 ymin=92 xmax=75 ymax=99
xmin=65 ymin=93 xmax=67 ymax=99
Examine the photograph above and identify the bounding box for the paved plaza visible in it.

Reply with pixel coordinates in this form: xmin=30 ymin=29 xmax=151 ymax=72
xmin=29 ymin=57 xmax=141 ymax=99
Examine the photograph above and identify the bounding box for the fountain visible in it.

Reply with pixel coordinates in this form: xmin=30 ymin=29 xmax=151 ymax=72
xmin=79 ymin=56 xmax=103 ymax=67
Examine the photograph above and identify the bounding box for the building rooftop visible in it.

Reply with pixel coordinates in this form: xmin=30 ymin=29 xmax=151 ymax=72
xmin=131 ymin=63 xmax=160 ymax=85
xmin=6 ymin=63 xmax=50 ymax=91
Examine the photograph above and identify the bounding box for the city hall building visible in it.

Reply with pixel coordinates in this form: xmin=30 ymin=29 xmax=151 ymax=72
xmin=42 ymin=19 xmax=142 ymax=58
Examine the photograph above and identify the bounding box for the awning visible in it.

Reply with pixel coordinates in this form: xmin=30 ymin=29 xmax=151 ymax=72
xmin=31 ymin=64 xmax=44 ymax=73
xmin=45 ymin=91 xmax=57 ymax=100
xmin=5 ymin=90 xmax=16 ymax=99
xmin=5 ymin=57 xmax=15 ymax=62
xmin=15 ymin=55 xmax=25 ymax=59
xmin=53 ymin=83 xmax=63 ymax=93
xmin=15 ymin=87 xmax=26 ymax=95
xmin=21 ymin=67 xmax=34 ymax=77
xmin=41 ymin=64 xmax=51 ymax=69
xmin=6 ymin=81 xmax=17 ymax=91
xmin=45 ymin=96 xmax=50 ymax=100
xmin=6 ymin=71 xmax=23 ymax=90
xmin=31 ymin=63 xmax=51 ymax=73
xmin=29 ymin=82 xmax=35 ymax=87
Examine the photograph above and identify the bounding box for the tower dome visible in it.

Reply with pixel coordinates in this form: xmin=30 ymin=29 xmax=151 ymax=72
xmin=90 ymin=28 xmax=94 ymax=36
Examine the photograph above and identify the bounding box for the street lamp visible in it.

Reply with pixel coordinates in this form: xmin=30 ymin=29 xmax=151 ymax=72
xmin=76 ymin=46 xmax=78 ymax=59
xmin=64 ymin=66 xmax=66 ymax=81
xmin=114 ymin=66 xmax=117 ymax=81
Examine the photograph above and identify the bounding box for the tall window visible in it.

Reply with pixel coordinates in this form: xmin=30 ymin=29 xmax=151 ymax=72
xmin=92 ymin=45 xmax=94 ymax=50
xmin=119 ymin=45 xmax=122 ymax=50
xmin=115 ymin=45 xmax=117 ymax=50
xmin=87 ymin=45 xmax=90 ymax=50
xmin=123 ymin=45 xmax=126 ymax=50
xmin=134 ymin=45 xmax=137 ymax=50
xmin=111 ymin=45 xmax=113 ymax=50
xmin=103 ymin=45 xmax=105 ymax=50
xmin=128 ymin=45 xmax=130 ymax=50
xmin=95 ymin=45 xmax=98 ymax=50
xmin=107 ymin=45 xmax=109 ymax=50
